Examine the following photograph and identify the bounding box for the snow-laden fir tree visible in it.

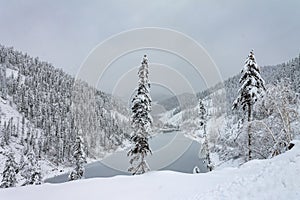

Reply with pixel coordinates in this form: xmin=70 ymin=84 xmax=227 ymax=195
xmin=0 ymin=63 xmax=7 ymax=100
xmin=69 ymin=135 xmax=86 ymax=181
xmin=21 ymin=151 xmax=42 ymax=185
xmin=233 ymin=50 xmax=265 ymax=160
xmin=0 ymin=153 xmax=19 ymax=188
xmin=199 ymin=99 xmax=213 ymax=171
xmin=127 ymin=55 xmax=152 ymax=175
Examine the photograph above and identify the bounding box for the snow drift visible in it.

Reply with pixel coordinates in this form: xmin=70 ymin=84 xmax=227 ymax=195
xmin=1 ymin=141 xmax=300 ymax=200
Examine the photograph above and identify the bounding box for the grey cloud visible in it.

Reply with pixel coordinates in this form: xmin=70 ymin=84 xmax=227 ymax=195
xmin=0 ymin=0 xmax=299 ymax=93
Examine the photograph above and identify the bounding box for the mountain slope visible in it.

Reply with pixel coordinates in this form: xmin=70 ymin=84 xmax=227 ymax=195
xmin=0 ymin=44 xmax=130 ymax=183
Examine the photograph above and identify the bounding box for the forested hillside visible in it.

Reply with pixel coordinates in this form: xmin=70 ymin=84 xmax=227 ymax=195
xmin=201 ymin=54 xmax=300 ymax=116
xmin=0 ymin=44 xmax=130 ymax=184
xmin=161 ymin=53 xmax=300 ymax=166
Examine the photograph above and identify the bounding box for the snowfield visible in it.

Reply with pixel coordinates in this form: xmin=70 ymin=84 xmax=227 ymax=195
xmin=1 ymin=141 xmax=300 ymax=200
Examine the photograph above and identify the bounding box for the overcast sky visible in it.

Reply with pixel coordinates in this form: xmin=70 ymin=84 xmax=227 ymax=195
xmin=0 ymin=0 xmax=299 ymax=98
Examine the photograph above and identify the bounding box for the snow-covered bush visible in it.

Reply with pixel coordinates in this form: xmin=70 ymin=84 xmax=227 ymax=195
xmin=251 ymin=81 xmax=298 ymax=158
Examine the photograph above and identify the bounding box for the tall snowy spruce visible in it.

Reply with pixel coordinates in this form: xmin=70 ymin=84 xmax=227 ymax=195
xmin=127 ymin=55 xmax=152 ymax=175
xmin=1 ymin=153 xmax=19 ymax=188
xmin=199 ymin=99 xmax=213 ymax=171
xmin=0 ymin=63 xmax=7 ymax=100
xmin=69 ymin=135 xmax=86 ymax=181
xmin=233 ymin=50 xmax=265 ymax=160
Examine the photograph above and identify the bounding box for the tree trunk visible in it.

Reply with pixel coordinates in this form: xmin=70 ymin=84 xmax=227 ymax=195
xmin=204 ymin=124 xmax=212 ymax=171
xmin=248 ymin=103 xmax=252 ymax=161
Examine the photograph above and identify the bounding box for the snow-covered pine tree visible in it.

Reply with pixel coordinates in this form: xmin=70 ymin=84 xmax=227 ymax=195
xmin=69 ymin=135 xmax=86 ymax=181
xmin=21 ymin=151 xmax=42 ymax=185
xmin=127 ymin=55 xmax=152 ymax=175
xmin=199 ymin=99 xmax=213 ymax=171
xmin=0 ymin=63 xmax=7 ymax=100
xmin=0 ymin=153 xmax=19 ymax=188
xmin=2 ymin=121 xmax=8 ymax=145
xmin=233 ymin=50 xmax=265 ymax=160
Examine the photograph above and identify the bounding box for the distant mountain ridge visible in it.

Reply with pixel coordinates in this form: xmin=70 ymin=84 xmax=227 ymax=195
xmin=158 ymin=54 xmax=300 ymax=113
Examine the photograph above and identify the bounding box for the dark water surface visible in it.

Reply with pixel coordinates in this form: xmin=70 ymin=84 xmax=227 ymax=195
xmin=46 ymin=132 xmax=206 ymax=183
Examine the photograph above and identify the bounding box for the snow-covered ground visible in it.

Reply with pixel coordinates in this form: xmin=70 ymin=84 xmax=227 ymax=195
xmin=1 ymin=140 xmax=299 ymax=200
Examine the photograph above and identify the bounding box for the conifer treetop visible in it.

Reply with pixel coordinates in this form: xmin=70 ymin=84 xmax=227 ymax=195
xmin=233 ymin=50 xmax=266 ymax=111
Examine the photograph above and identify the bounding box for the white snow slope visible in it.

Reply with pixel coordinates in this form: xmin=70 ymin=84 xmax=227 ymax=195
xmin=1 ymin=141 xmax=300 ymax=200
